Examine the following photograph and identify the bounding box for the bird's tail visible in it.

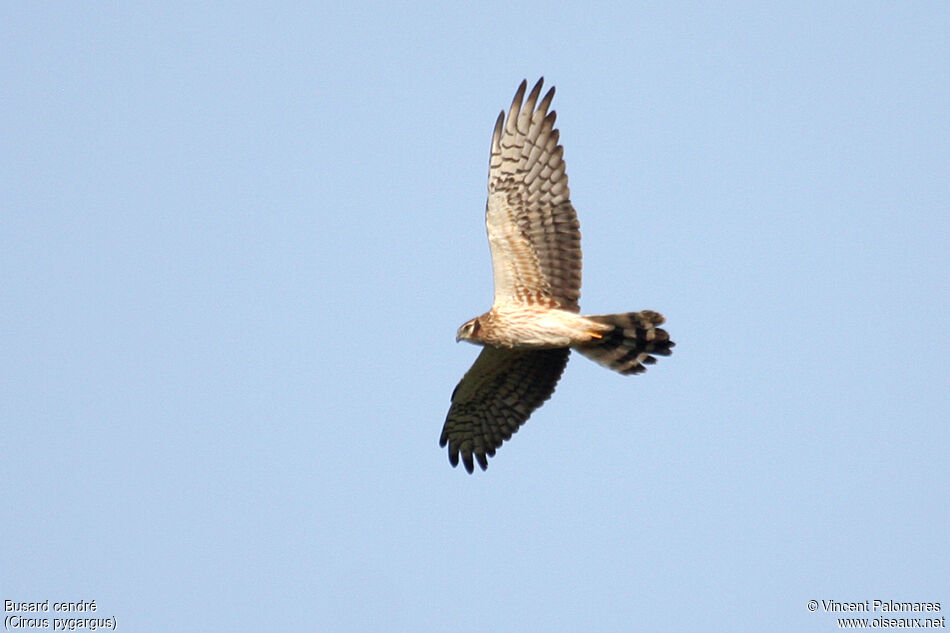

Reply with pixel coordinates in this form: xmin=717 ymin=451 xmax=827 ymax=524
xmin=576 ymin=310 xmax=674 ymax=375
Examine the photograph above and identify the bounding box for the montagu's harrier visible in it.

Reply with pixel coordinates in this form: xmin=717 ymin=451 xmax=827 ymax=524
xmin=441 ymin=78 xmax=674 ymax=473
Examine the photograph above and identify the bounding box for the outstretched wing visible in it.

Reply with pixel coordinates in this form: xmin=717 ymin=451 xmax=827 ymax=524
xmin=440 ymin=347 xmax=570 ymax=472
xmin=486 ymin=78 xmax=582 ymax=312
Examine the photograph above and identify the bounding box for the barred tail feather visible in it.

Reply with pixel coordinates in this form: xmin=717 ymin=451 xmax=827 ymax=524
xmin=576 ymin=310 xmax=674 ymax=375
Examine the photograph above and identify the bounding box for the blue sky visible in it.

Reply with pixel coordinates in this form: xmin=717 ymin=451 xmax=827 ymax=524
xmin=2 ymin=2 xmax=947 ymax=631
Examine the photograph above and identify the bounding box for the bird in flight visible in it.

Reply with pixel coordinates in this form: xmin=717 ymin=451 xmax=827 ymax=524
xmin=440 ymin=78 xmax=674 ymax=473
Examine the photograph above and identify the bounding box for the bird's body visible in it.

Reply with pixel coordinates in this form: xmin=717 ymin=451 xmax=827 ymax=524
xmin=441 ymin=79 xmax=674 ymax=473
xmin=458 ymin=308 xmax=607 ymax=349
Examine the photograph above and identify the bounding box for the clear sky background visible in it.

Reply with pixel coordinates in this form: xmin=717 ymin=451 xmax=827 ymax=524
xmin=2 ymin=3 xmax=947 ymax=632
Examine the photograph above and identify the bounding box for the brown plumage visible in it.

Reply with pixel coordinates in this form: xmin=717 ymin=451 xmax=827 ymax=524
xmin=441 ymin=79 xmax=674 ymax=473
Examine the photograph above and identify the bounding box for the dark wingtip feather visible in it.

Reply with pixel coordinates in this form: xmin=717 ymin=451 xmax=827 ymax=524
xmin=539 ymin=85 xmax=556 ymax=113
xmin=511 ymin=79 xmax=528 ymax=108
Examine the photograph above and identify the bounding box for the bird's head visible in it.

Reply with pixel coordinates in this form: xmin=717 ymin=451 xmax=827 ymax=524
xmin=456 ymin=318 xmax=481 ymax=344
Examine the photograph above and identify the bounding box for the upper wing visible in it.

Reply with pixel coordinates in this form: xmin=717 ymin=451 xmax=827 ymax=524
xmin=440 ymin=346 xmax=570 ymax=472
xmin=486 ymin=78 xmax=582 ymax=312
